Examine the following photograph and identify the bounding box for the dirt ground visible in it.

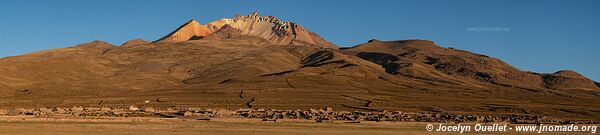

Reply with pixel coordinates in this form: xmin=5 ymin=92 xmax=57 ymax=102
xmin=0 ymin=116 xmax=584 ymax=135
xmin=0 ymin=116 xmax=425 ymax=135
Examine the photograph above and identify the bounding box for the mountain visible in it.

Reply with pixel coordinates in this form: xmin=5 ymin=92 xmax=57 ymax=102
xmin=0 ymin=13 xmax=599 ymax=121
xmin=205 ymin=12 xmax=338 ymax=49
xmin=155 ymin=19 xmax=212 ymax=42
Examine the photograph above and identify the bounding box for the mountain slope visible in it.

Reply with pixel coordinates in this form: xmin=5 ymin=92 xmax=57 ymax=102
xmin=1 ymin=37 xmax=599 ymax=121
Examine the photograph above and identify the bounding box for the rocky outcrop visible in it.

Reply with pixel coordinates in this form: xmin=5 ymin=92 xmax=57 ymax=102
xmin=205 ymin=12 xmax=338 ymax=49
xmin=155 ymin=19 xmax=212 ymax=42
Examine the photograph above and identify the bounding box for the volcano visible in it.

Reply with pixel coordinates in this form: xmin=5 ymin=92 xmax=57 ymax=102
xmin=0 ymin=12 xmax=598 ymax=122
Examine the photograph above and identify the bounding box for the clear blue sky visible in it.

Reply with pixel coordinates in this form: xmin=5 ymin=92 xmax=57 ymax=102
xmin=0 ymin=0 xmax=599 ymax=81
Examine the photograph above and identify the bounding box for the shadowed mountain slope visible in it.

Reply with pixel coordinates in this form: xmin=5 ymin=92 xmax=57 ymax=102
xmin=540 ymin=70 xmax=599 ymax=90
xmin=342 ymin=39 xmax=599 ymax=91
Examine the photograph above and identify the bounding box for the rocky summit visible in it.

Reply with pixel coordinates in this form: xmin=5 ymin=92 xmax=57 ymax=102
xmin=154 ymin=12 xmax=337 ymax=49
xmin=0 ymin=12 xmax=599 ymax=123
xmin=205 ymin=12 xmax=338 ymax=48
